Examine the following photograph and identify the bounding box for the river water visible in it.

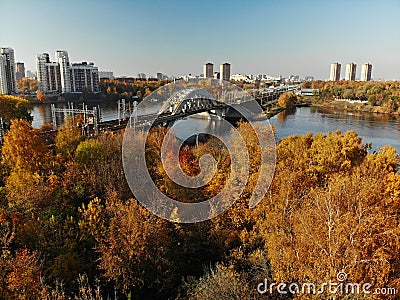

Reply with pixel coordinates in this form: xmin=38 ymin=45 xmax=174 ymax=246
xmin=31 ymin=102 xmax=400 ymax=153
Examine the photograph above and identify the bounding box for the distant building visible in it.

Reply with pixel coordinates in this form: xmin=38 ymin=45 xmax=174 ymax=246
xmin=203 ymin=63 xmax=214 ymax=78
xmin=56 ymin=50 xmax=72 ymax=93
xmin=37 ymin=50 xmax=99 ymax=93
xmin=156 ymin=72 xmax=168 ymax=80
xmin=26 ymin=70 xmax=37 ymax=78
xmin=296 ymin=88 xmax=319 ymax=96
xmin=137 ymin=73 xmax=146 ymax=79
xmin=0 ymin=57 xmax=7 ymax=94
xmin=220 ymin=63 xmax=231 ymax=81
xmin=70 ymin=62 xmax=99 ymax=92
xmin=231 ymin=74 xmax=251 ymax=82
xmin=345 ymin=63 xmax=356 ymax=81
xmin=305 ymin=76 xmax=314 ymax=81
xmin=16 ymin=62 xmax=25 ymax=81
xmin=37 ymin=53 xmax=62 ymax=93
xmin=213 ymin=72 xmax=220 ymax=79
xmin=360 ymin=63 xmax=372 ymax=81
xmin=0 ymin=47 xmax=17 ymax=94
xmin=99 ymin=71 xmax=114 ymax=79
xmin=329 ymin=62 xmax=341 ymax=81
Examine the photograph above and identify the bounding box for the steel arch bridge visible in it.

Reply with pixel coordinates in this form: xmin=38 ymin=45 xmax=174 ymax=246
xmin=158 ymin=88 xmax=220 ymax=115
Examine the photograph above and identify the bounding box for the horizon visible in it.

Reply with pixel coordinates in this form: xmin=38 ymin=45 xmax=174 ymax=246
xmin=2 ymin=0 xmax=400 ymax=80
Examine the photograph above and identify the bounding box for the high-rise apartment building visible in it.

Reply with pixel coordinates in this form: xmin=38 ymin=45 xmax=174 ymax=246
xmin=0 ymin=47 xmax=17 ymax=94
xmin=16 ymin=62 xmax=25 ymax=81
xmin=70 ymin=62 xmax=99 ymax=93
xmin=203 ymin=63 xmax=214 ymax=78
xmin=0 ymin=57 xmax=7 ymax=94
xmin=56 ymin=50 xmax=72 ymax=93
xmin=37 ymin=53 xmax=62 ymax=93
xmin=329 ymin=63 xmax=341 ymax=81
xmin=220 ymin=63 xmax=231 ymax=81
xmin=360 ymin=63 xmax=372 ymax=81
xmin=37 ymin=50 xmax=99 ymax=93
xmin=345 ymin=63 xmax=356 ymax=81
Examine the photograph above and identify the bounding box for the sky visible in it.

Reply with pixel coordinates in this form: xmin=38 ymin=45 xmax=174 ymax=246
xmin=2 ymin=0 xmax=400 ymax=80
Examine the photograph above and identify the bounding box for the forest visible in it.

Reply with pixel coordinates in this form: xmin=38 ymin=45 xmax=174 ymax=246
xmin=0 ymin=94 xmax=399 ymax=299
xmin=302 ymin=80 xmax=400 ymax=114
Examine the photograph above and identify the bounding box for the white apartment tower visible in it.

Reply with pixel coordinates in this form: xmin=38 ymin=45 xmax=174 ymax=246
xmin=329 ymin=63 xmax=341 ymax=81
xmin=0 ymin=57 xmax=7 ymax=94
xmin=345 ymin=63 xmax=356 ymax=81
xmin=203 ymin=63 xmax=214 ymax=78
xmin=56 ymin=50 xmax=72 ymax=93
xmin=37 ymin=50 xmax=99 ymax=94
xmin=0 ymin=47 xmax=17 ymax=94
xmin=220 ymin=63 xmax=231 ymax=81
xmin=360 ymin=63 xmax=372 ymax=81
xmin=37 ymin=53 xmax=62 ymax=93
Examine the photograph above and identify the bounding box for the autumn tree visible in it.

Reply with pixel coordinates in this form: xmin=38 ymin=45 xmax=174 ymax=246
xmin=2 ymin=119 xmax=48 ymax=174
xmin=55 ymin=116 xmax=83 ymax=158
xmin=17 ymin=78 xmax=38 ymax=93
xmin=36 ymin=90 xmax=46 ymax=102
xmin=0 ymin=94 xmax=32 ymax=124
xmin=80 ymin=197 xmax=175 ymax=298
xmin=278 ymin=92 xmax=297 ymax=109
xmin=252 ymin=132 xmax=400 ymax=299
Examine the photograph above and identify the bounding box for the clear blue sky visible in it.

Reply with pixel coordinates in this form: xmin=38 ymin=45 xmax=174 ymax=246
xmin=2 ymin=0 xmax=400 ymax=79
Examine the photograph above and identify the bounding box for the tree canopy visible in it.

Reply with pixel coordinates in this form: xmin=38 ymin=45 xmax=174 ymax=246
xmin=0 ymin=94 xmax=32 ymax=125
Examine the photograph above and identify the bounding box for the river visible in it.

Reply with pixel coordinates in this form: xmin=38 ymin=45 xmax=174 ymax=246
xmin=31 ymin=102 xmax=400 ymax=153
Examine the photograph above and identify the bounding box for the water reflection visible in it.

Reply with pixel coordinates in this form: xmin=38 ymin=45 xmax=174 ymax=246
xmin=31 ymin=102 xmax=400 ymax=153
xmin=270 ymin=107 xmax=400 ymax=152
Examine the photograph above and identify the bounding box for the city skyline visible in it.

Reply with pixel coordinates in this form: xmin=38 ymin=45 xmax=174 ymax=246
xmin=2 ymin=0 xmax=400 ymax=80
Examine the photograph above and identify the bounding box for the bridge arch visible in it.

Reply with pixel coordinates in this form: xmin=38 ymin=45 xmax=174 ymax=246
xmin=158 ymin=88 xmax=218 ymax=115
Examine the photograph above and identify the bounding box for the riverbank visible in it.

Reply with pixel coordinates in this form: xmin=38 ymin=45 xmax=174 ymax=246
xmin=269 ymin=106 xmax=400 ymax=153
xmin=311 ymin=100 xmax=400 ymax=116
xmin=264 ymin=106 xmax=285 ymax=118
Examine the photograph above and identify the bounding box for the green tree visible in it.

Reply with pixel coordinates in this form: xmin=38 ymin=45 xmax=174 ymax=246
xmin=75 ymin=140 xmax=105 ymax=166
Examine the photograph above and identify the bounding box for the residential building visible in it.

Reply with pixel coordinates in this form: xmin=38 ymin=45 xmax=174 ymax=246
xmin=26 ymin=70 xmax=37 ymax=78
xmin=56 ymin=50 xmax=72 ymax=93
xmin=329 ymin=62 xmax=341 ymax=81
xmin=16 ymin=62 xmax=25 ymax=81
xmin=360 ymin=63 xmax=372 ymax=81
xmin=0 ymin=57 xmax=7 ymax=94
xmin=203 ymin=63 xmax=214 ymax=78
xmin=99 ymin=71 xmax=114 ymax=79
xmin=220 ymin=63 xmax=231 ymax=81
xmin=37 ymin=53 xmax=62 ymax=93
xmin=37 ymin=51 xmax=99 ymax=93
xmin=70 ymin=62 xmax=99 ymax=92
xmin=0 ymin=47 xmax=17 ymax=94
xmin=231 ymin=74 xmax=251 ymax=82
xmin=345 ymin=63 xmax=356 ymax=81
